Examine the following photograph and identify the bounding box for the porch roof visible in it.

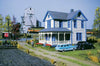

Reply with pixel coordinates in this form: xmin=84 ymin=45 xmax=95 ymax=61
xmin=39 ymin=28 xmax=71 ymax=32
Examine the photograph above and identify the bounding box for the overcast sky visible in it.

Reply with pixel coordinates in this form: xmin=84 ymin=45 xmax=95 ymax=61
xmin=0 ymin=0 xmax=100 ymax=29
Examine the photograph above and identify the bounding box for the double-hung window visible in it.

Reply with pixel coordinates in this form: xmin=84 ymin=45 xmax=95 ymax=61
xmin=68 ymin=21 xmax=70 ymax=28
xmin=47 ymin=20 xmax=51 ymax=28
xmin=81 ymin=21 xmax=84 ymax=28
xmin=74 ymin=20 xmax=77 ymax=28
xmin=59 ymin=21 xmax=63 ymax=28
xmin=76 ymin=33 xmax=82 ymax=41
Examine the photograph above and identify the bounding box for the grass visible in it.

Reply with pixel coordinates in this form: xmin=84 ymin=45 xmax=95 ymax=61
xmin=58 ymin=56 xmax=90 ymax=66
xmin=58 ymin=50 xmax=89 ymax=60
xmin=38 ymin=50 xmax=43 ymax=52
xmin=58 ymin=43 xmax=100 ymax=65
xmin=51 ymin=55 xmax=57 ymax=57
xmin=36 ymin=45 xmax=56 ymax=51
xmin=25 ymin=44 xmax=35 ymax=50
xmin=43 ymin=52 xmax=49 ymax=55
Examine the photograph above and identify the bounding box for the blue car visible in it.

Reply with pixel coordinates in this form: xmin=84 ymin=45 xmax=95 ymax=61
xmin=55 ymin=44 xmax=77 ymax=52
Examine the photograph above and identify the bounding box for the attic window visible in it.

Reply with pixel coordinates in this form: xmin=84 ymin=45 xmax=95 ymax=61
xmin=77 ymin=12 xmax=81 ymax=17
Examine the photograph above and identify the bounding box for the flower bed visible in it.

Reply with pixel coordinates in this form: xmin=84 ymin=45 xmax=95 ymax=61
xmin=46 ymin=44 xmax=51 ymax=46
xmin=36 ymin=43 xmax=43 ymax=45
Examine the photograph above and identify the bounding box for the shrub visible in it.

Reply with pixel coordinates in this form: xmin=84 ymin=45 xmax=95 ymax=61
xmin=26 ymin=40 xmax=31 ymax=44
xmin=97 ymin=38 xmax=100 ymax=43
xmin=89 ymin=56 xmax=99 ymax=63
xmin=87 ymin=36 xmax=97 ymax=43
xmin=17 ymin=44 xmax=23 ymax=49
xmin=33 ymin=39 xmax=39 ymax=45
xmin=50 ymin=59 xmax=56 ymax=64
xmin=97 ymin=50 xmax=100 ymax=54
xmin=87 ymin=51 xmax=92 ymax=55
xmin=88 ymin=36 xmax=97 ymax=40
xmin=0 ymin=41 xmax=2 ymax=45
xmin=26 ymin=49 xmax=29 ymax=54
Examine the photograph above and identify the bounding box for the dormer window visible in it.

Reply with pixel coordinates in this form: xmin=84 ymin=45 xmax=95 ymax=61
xmin=48 ymin=14 xmax=50 ymax=18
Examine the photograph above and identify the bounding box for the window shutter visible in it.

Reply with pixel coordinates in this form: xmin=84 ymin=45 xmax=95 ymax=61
xmin=68 ymin=21 xmax=70 ymax=28
xmin=47 ymin=20 xmax=51 ymax=28
xmin=81 ymin=21 xmax=84 ymax=28
xmin=74 ymin=20 xmax=77 ymax=28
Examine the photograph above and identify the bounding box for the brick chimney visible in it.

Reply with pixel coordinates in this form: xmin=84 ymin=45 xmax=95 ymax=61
xmin=70 ymin=9 xmax=74 ymax=13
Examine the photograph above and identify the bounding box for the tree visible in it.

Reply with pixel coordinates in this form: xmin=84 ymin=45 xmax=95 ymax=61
xmin=3 ymin=15 xmax=12 ymax=32
xmin=93 ymin=7 xmax=100 ymax=30
xmin=93 ymin=7 xmax=100 ymax=37
xmin=12 ymin=23 xmax=21 ymax=39
xmin=0 ymin=14 xmax=3 ymax=39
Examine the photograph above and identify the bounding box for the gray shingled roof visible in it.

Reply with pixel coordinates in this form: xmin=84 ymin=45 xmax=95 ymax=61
xmin=48 ymin=11 xmax=68 ymax=20
xmin=47 ymin=10 xmax=79 ymax=20
xmin=39 ymin=28 xmax=71 ymax=32
xmin=43 ymin=10 xmax=88 ymax=22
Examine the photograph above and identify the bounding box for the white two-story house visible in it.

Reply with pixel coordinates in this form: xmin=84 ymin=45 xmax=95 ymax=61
xmin=39 ymin=9 xmax=88 ymax=47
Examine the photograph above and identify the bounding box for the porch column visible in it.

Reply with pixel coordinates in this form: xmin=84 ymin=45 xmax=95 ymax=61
xmin=50 ymin=32 xmax=52 ymax=45
xmin=43 ymin=33 xmax=45 ymax=40
xmin=58 ymin=32 xmax=59 ymax=45
xmin=45 ymin=33 xmax=47 ymax=43
xmin=39 ymin=33 xmax=40 ymax=40
xmin=41 ymin=33 xmax=42 ymax=40
xmin=47 ymin=33 xmax=49 ymax=41
xmin=64 ymin=32 xmax=65 ymax=44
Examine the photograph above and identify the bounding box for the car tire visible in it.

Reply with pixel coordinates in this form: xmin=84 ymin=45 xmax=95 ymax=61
xmin=73 ymin=48 xmax=75 ymax=51
xmin=62 ymin=49 xmax=65 ymax=52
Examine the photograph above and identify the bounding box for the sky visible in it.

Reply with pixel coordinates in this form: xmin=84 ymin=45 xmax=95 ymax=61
xmin=0 ymin=0 xmax=100 ymax=29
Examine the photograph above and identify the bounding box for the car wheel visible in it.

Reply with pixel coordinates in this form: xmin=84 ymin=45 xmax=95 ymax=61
xmin=62 ymin=49 xmax=65 ymax=52
xmin=73 ymin=48 xmax=75 ymax=51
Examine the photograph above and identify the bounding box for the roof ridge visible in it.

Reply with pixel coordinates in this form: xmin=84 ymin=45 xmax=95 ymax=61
xmin=48 ymin=11 xmax=68 ymax=14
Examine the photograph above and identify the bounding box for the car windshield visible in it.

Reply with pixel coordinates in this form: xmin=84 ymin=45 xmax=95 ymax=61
xmin=57 ymin=45 xmax=60 ymax=47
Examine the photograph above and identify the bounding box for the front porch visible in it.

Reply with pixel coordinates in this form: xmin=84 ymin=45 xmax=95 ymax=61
xmin=39 ymin=32 xmax=71 ymax=46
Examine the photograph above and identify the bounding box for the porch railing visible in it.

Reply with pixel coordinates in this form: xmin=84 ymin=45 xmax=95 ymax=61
xmin=52 ymin=40 xmax=71 ymax=45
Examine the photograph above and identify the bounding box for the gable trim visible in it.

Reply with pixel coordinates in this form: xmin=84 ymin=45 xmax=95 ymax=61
xmin=72 ymin=10 xmax=88 ymax=21
xmin=43 ymin=11 xmax=54 ymax=22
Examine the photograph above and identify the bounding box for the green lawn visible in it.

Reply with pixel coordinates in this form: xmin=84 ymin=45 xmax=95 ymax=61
xmin=58 ymin=49 xmax=95 ymax=60
xmin=58 ymin=43 xmax=100 ymax=65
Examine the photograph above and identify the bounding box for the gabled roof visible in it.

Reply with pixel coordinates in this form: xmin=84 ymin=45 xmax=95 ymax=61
xmin=48 ymin=11 xmax=68 ymax=20
xmin=39 ymin=28 xmax=71 ymax=32
xmin=43 ymin=10 xmax=88 ymax=22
